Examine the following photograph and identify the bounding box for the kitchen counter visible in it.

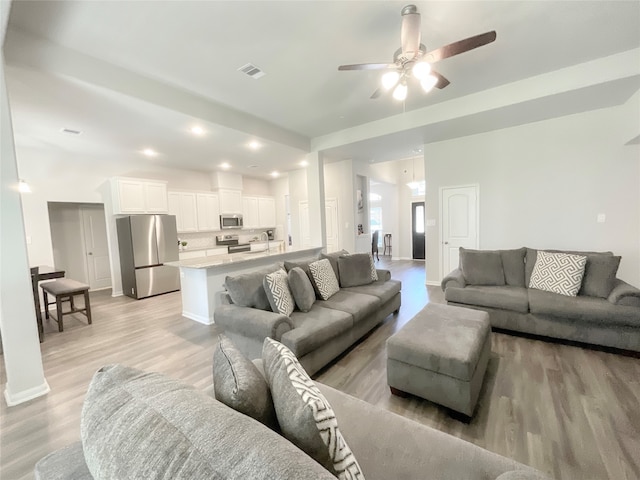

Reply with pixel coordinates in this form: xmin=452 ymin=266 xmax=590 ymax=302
xmin=168 ymin=246 xmax=322 ymax=325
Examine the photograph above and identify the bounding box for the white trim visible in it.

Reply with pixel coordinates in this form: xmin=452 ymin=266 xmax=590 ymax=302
xmin=4 ymin=380 xmax=50 ymax=407
xmin=182 ymin=310 xmax=214 ymax=325
xmin=111 ymin=290 xmax=123 ymax=297
xmin=438 ymin=183 xmax=480 ymax=282
xmin=425 ymin=280 xmax=440 ymax=286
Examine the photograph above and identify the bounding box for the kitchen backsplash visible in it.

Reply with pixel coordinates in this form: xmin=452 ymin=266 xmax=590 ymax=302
xmin=178 ymin=228 xmax=275 ymax=250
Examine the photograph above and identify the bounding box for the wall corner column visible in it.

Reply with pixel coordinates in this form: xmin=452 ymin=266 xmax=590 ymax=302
xmin=306 ymin=151 xmax=327 ymax=250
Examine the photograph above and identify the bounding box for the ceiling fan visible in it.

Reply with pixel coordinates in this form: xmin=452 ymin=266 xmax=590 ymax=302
xmin=338 ymin=5 xmax=496 ymax=100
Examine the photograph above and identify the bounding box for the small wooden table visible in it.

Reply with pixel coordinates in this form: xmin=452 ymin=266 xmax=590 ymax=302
xmin=31 ymin=266 xmax=65 ymax=342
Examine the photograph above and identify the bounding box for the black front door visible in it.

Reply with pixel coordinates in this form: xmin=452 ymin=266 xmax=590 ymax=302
xmin=412 ymin=202 xmax=425 ymax=260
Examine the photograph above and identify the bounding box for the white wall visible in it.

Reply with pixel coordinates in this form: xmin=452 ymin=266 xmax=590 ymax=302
xmin=48 ymin=203 xmax=87 ymax=283
xmin=324 ymin=160 xmax=354 ymax=252
xmin=425 ymin=100 xmax=640 ymax=286
xmin=269 ymin=176 xmax=289 ymax=242
xmin=287 ymin=168 xmax=307 ymax=249
xmin=242 ymin=177 xmax=270 ymax=196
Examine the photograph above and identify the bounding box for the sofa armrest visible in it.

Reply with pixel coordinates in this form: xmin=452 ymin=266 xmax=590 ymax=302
xmin=214 ymin=305 xmax=294 ymax=341
xmin=608 ymin=279 xmax=640 ymax=307
xmin=441 ymin=268 xmax=466 ymax=291
xmin=375 ymin=269 xmax=391 ymax=282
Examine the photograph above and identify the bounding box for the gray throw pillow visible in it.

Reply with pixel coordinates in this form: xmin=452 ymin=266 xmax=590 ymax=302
xmin=81 ymin=364 xmax=334 ymax=479
xmin=459 ymin=248 xmax=505 ymax=286
xmin=288 ymin=267 xmax=316 ymax=312
xmin=224 ymin=263 xmax=282 ymax=310
xmin=213 ymin=335 xmax=278 ymax=430
xmin=579 ymin=255 xmax=621 ymax=298
xmin=262 ymin=338 xmax=365 ymax=479
xmin=284 ymin=259 xmax=322 ymax=296
xmin=500 ymin=247 xmax=527 ymax=287
xmin=319 ymin=250 xmax=349 ymax=284
xmin=309 ymin=259 xmax=340 ymax=300
xmin=263 ymin=269 xmax=295 ymax=316
xmin=338 ymin=253 xmax=376 ymax=287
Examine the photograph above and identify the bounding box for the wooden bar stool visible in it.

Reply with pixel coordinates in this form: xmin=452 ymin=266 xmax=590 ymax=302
xmin=41 ymin=279 xmax=92 ymax=332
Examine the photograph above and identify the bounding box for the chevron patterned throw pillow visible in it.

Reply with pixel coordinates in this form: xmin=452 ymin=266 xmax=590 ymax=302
xmin=309 ymin=259 xmax=340 ymax=300
xmin=529 ymin=251 xmax=587 ymax=296
xmin=263 ymin=338 xmax=366 ymax=480
xmin=263 ymin=269 xmax=295 ymax=316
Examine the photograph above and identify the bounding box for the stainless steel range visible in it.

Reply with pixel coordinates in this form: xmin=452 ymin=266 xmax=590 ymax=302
xmin=216 ymin=234 xmax=250 ymax=254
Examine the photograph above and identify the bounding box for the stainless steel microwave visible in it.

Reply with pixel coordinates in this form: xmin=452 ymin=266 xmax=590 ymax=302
xmin=220 ymin=214 xmax=243 ymax=230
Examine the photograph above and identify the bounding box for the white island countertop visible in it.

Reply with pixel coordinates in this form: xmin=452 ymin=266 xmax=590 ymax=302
xmin=166 ymin=246 xmax=319 ymax=269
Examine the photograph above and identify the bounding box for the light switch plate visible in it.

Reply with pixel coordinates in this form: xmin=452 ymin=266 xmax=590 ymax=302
xmin=597 ymin=214 xmax=606 ymax=223
xmin=426 ymin=219 xmax=436 ymax=227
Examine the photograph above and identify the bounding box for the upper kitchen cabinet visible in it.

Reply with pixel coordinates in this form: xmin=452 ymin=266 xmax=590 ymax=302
xmin=218 ymin=189 xmax=242 ymax=214
xmin=242 ymin=196 xmax=276 ymax=228
xmin=196 ymin=193 xmax=220 ymax=231
xmin=168 ymin=192 xmax=198 ymax=232
xmin=111 ymin=178 xmax=168 ymax=214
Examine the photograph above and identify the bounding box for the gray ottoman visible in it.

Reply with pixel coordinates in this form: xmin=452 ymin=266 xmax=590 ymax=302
xmin=386 ymin=303 xmax=491 ymax=417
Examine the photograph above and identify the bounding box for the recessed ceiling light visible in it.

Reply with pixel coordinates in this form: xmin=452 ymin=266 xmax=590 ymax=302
xmin=190 ymin=126 xmax=205 ymax=136
xmin=220 ymin=162 xmax=231 ymax=170
xmin=270 ymin=171 xmax=280 ymax=178
xmin=248 ymin=140 xmax=262 ymax=150
xmin=142 ymin=148 xmax=158 ymax=157
xmin=299 ymin=160 xmax=309 ymax=167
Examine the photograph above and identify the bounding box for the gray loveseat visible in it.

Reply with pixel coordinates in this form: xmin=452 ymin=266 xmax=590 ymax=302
xmin=35 ymin=363 xmax=551 ymax=480
xmin=442 ymin=247 xmax=640 ymax=352
xmin=214 ymin=250 xmax=402 ymax=375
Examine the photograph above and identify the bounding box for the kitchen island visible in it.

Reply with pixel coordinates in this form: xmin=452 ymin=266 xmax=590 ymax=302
xmin=165 ymin=246 xmax=323 ymax=324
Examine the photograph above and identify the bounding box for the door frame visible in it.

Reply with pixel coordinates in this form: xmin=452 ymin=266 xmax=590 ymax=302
xmin=411 ymin=201 xmax=426 ymax=261
xmin=438 ymin=184 xmax=480 ymax=280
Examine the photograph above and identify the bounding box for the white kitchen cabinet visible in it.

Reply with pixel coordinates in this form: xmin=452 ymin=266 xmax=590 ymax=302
xmin=196 ymin=193 xmax=220 ymax=231
xmin=242 ymin=196 xmax=259 ymax=229
xmin=258 ymin=197 xmax=276 ymax=227
xmin=168 ymin=192 xmax=197 ymax=232
xmin=111 ymin=178 xmax=168 ymax=214
xmin=218 ymin=189 xmax=242 ymax=214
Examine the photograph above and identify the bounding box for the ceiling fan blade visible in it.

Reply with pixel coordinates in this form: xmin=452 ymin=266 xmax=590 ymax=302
xmin=400 ymin=5 xmax=421 ymax=58
xmin=370 ymin=88 xmax=383 ymax=99
xmin=430 ymin=70 xmax=450 ymax=89
xmin=338 ymin=63 xmax=396 ymax=71
xmin=424 ymin=31 xmax=497 ymax=63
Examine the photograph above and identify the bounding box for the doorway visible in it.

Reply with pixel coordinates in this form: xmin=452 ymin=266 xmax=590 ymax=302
xmin=48 ymin=202 xmax=112 ymax=290
xmin=440 ymin=184 xmax=479 ymax=278
xmin=411 ymin=201 xmax=425 ymax=260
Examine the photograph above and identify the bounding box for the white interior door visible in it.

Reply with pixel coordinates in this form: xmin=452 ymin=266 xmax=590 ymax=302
xmin=81 ymin=205 xmax=112 ymax=290
xmin=299 ymin=201 xmax=311 ymax=247
xmin=325 ymin=198 xmax=339 ymax=253
xmin=440 ymin=185 xmax=479 ymax=277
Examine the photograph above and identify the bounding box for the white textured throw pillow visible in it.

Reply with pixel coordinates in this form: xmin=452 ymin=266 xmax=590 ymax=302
xmin=309 ymin=259 xmax=340 ymax=300
xmin=529 ymin=251 xmax=587 ymax=296
xmin=263 ymin=269 xmax=295 ymax=316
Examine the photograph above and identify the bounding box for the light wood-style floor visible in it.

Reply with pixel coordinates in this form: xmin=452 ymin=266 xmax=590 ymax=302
xmin=1 ymin=259 xmax=639 ymax=480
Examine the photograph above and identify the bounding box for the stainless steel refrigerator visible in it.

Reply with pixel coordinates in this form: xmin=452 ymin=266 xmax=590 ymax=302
xmin=116 ymin=215 xmax=180 ymax=299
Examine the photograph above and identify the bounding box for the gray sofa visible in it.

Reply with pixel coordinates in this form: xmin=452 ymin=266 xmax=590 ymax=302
xmin=442 ymin=247 xmax=640 ymax=352
xmin=35 ymin=363 xmax=551 ymax=480
xmin=214 ymin=251 xmax=402 ymax=375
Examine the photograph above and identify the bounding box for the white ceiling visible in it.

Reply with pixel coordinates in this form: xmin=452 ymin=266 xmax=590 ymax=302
xmin=4 ymin=1 xmax=640 ymax=178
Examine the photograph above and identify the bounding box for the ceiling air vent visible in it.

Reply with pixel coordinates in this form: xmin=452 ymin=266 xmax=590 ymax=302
xmin=61 ymin=128 xmax=82 ymax=135
xmin=238 ymin=63 xmax=265 ymax=79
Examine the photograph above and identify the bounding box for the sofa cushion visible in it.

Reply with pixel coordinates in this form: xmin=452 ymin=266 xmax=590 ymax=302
xmin=81 ymin=364 xmax=335 ymax=480
xmin=445 ymin=286 xmax=530 ymax=314
xmin=528 ymin=289 xmax=640 ymax=327
xmin=338 ymin=253 xmax=376 ymax=287
xmin=225 ymin=263 xmax=282 ymax=310
xmin=263 ymin=269 xmax=295 ymax=316
xmin=500 ymin=248 xmax=527 ymax=287
xmin=34 ymin=441 xmax=93 ymax=480
xmin=309 ymin=259 xmax=340 ymax=300
xmin=213 ymin=335 xmax=278 ymax=430
xmin=460 ymin=248 xmax=505 ymax=286
xmin=316 ymin=290 xmax=380 ymax=324
xmin=281 ymin=305 xmax=353 ymax=357
xmin=342 ymin=279 xmax=401 ymax=305
xmin=288 ymin=267 xmax=316 ymax=312
xmin=319 ymin=250 xmax=349 ymax=284
xmin=262 ymin=338 xmax=365 ymax=479
xmin=525 ymin=248 xmax=612 ymax=286
xmin=529 ymin=251 xmax=587 ymax=296
xmin=579 ymin=255 xmax=621 ymax=298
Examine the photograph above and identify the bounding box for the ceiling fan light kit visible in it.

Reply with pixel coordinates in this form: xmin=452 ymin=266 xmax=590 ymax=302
xmin=338 ymin=4 xmax=496 ymax=102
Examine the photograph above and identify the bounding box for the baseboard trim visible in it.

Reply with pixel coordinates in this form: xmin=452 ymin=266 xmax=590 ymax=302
xmin=425 ymin=280 xmax=441 ymax=286
xmin=183 ymin=310 xmax=214 ymax=325
xmin=111 ymin=290 xmax=123 ymax=297
xmin=4 ymin=380 xmax=50 ymax=407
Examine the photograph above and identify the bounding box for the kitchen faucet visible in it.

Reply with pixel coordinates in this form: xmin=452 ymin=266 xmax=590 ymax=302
xmin=259 ymin=231 xmax=270 ymax=254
